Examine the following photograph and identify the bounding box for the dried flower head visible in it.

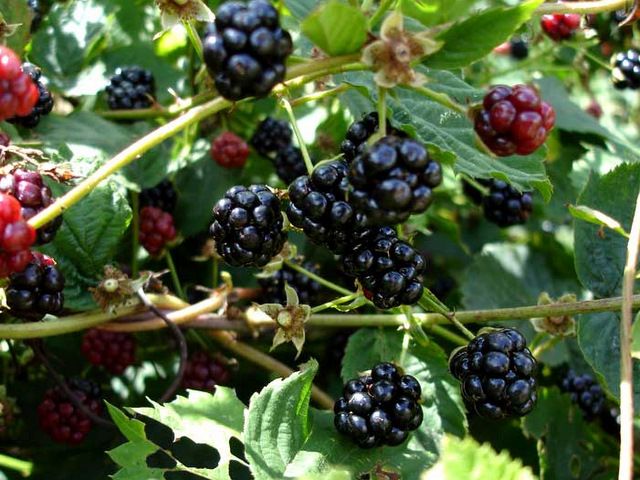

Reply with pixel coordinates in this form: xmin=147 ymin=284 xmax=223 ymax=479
xmin=531 ymin=292 xmax=577 ymax=337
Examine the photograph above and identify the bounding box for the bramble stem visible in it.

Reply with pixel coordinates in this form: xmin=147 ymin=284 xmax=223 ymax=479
xmin=183 ymin=20 xmax=203 ymax=61
xmin=409 ymin=85 xmax=467 ymax=115
xmin=310 ymin=292 xmax=362 ymax=314
xmin=280 ymin=98 xmax=314 ymax=175
xmin=0 ymin=453 xmax=33 ymax=476
xmin=378 ymin=87 xmax=387 ymax=137
xmin=290 ymin=84 xmax=350 ymax=107
xmin=131 ymin=191 xmax=140 ymax=278
xmin=165 ymin=250 xmax=185 ymax=300
xmin=428 ymin=325 xmax=468 ymax=346
xmin=535 ymin=0 xmax=629 ymax=15
xmin=284 ymin=260 xmax=353 ymax=296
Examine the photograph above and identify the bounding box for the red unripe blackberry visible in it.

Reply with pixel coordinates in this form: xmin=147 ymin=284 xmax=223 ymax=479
xmin=182 ymin=351 xmax=231 ymax=393
xmin=81 ymin=329 xmax=136 ymax=375
xmin=8 ymin=63 xmax=54 ymax=128
xmin=37 ymin=378 xmax=102 ymax=445
xmin=586 ymin=101 xmax=603 ymax=119
xmin=0 ymin=46 xmax=39 ymax=122
xmin=0 ymin=194 xmax=36 ymax=278
xmin=139 ymin=206 xmax=177 ymax=256
xmin=211 ymin=132 xmax=250 ymax=168
xmin=474 ymin=84 xmax=555 ymax=156
xmin=541 ymin=14 xmax=581 ymax=41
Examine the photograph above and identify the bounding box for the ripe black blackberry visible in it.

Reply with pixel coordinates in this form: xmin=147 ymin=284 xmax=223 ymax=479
xmin=182 ymin=351 xmax=231 ymax=393
xmin=449 ymin=328 xmax=537 ymax=420
xmin=561 ymin=370 xmax=606 ymax=419
xmin=258 ymin=261 xmax=322 ymax=305
xmin=250 ymin=117 xmax=292 ymax=157
xmin=210 ymin=185 xmax=287 ymax=267
xmin=349 ymin=135 xmax=442 ymax=225
xmin=139 ymin=179 xmax=177 ymax=213
xmin=202 ymin=0 xmax=293 ymax=100
xmin=509 ymin=37 xmax=529 ymax=60
xmin=334 ymin=362 xmax=423 ymax=448
xmin=8 ymin=63 xmax=53 ymax=128
xmin=272 ymin=145 xmax=308 ymax=184
xmin=6 ymin=257 xmax=64 ymax=318
xmin=37 ymin=378 xmax=102 ymax=445
xmin=106 ymin=66 xmax=155 ymax=110
xmin=0 ymin=168 xmax=63 ymax=244
xmin=286 ymin=160 xmax=368 ymax=254
xmin=611 ymin=49 xmax=640 ymax=90
xmin=340 ymin=112 xmax=395 ymax=163
xmin=81 ymin=329 xmax=137 ymax=375
xmin=483 ymin=180 xmax=533 ymax=227
xmin=340 ymin=227 xmax=426 ymax=309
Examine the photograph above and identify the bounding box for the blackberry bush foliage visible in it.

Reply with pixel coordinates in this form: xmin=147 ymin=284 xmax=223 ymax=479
xmin=1 ymin=1 xmax=638 ymax=478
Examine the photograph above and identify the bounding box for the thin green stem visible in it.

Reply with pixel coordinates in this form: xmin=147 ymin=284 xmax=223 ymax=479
xmin=532 ymin=335 xmax=561 ymax=358
xmin=429 ymin=325 xmax=468 ymax=346
xmin=165 ymin=251 xmax=185 ymax=301
xmin=403 ymin=305 xmax=430 ymax=347
xmin=311 ymin=292 xmax=362 ymax=314
xmin=408 ymin=85 xmax=467 ymax=115
xmin=284 ymin=260 xmax=352 ymax=296
xmin=0 ymin=452 xmax=33 ymax=476
xmin=535 ymin=0 xmax=628 ymax=15
xmin=131 ymin=191 xmax=140 ymax=278
xmin=378 ymin=86 xmax=387 ymax=137
xmin=461 ymin=174 xmax=490 ymax=196
xmin=290 ymin=84 xmax=350 ymax=107
xmin=97 ymin=92 xmax=217 ymax=120
xmin=361 ymin=0 xmax=374 ymax=12
xmin=368 ymin=0 xmax=394 ymax=29
xmin=280 ymin=97 xmax=314 ymax=175
xmin=183 ymin=20 xmax=204 ymax=61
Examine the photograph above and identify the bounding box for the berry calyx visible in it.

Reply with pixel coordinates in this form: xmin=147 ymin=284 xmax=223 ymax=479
xmin=139 ymin=206 xmax=177 ymax=256
xmin=0 ymin=46 xmax=39 ymax=122
xmin=211 ymin=131 xmax=250 ymax=168
xmin=106 ymin=66 xmax=155 ymax=110
xmin=8 ymin=63 xmax=54 ymax=128
xmin=541 ymin=14 xmax=581 ymax=42
xmin=182 ymin=351 xmax=231 ymax=393
xmin=81 ymin=329 xmax=137 ymax=375
xmin=6 ymin=255 xmax=65 ymax=318
xmin=139 ymin=179 xmax=178 ymax=214
xmin=611 ymin=49 xmax=640 ymax=90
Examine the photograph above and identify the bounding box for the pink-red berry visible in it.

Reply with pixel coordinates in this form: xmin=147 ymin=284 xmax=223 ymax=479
xmin=0 ymin=46 xmax=39 ymax=121
xmin=474 ymin=84 xmax=555 ymax=157
xmin=81 ymin=329 xmax=136 ymax=375
xmin=182 ymin=351 xmax=230 ymax=393
xmin=211 ymin=132 xmax=250 ymax=169
xmin=541 ymin=14 xmax=581 ymax=41
xmin=586 ymin=101 xmax=603 ymax=119
xmin=0 ymin=193 xmax=36 ymax=277
xmin=0 ymin=132 xmax=9 ymax=148
xmin=139 ymin=206 xmax=176 ymax=255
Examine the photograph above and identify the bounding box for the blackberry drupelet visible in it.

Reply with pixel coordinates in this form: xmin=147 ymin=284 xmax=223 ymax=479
xmin=211 ymin=131 xmax=250 ymax=168
xmin=509 ymin=37 xmax=529 ymax=60
xmin=0 ymin=46 xmax=39 ymax=122
xmin=340 ymin=227 xmax=426 ymax=309
xmin=210 ymin=185 xmax=287 ymax=267
xmin=0 ymin=169 xmax=62 ymax=244
xmin=273 ymin=145 xmax=308 ymax=184
xmin=0 ymin=194 xmax=37 ymax=278
xmin=349 ymin=135 xmax=442 ymax=225
xmin=334 ymin=362 xmax=423 ymax=448
xmin=106 ymin=66 xmax=155 ymax=110
xmin=6 ymin=256 xmax=64 ymax=318
xmin=8 ymin=63 xmax=53 ymax=128
xmin=139 ymin=179 xmax=178 ymax=213
xmin=250 ymin=117 xmax=292 ymax=157
xmin=37 ymin=378 xmax=102 ymax=445
xmin=340 ymin=112 xmax=398 ymax=163
xmin=202 ymin=1 xmax=293 ymax=100
xmin=474 ymin=84 xmax=555 ymax=156
xmin=81 ymin=329 xmax=137 ymax=375
xmin=182 ymin=351 xmax=231 ymax=393
xmin=286 ymin=160 xmax=368 ymax=254
xmin=541 ymin=13 xmax=581 ymax=41
xmin=611 ymin=49 xmax=640 ymax=90
xmin=561 ymin=370 xmax=606 ymax=419
xmin=449 ymin=328 xmax=537 ymax=420
xmin=258 ymin=261 xmax=322 ymax=305
xmin=139 ymin=206 xmax=177 ymax=256
xmin=483 ymin=180 xmax=533 ymax=227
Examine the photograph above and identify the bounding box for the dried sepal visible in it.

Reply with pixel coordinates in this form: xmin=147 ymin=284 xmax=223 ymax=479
xmin=531 ymin=292 xmax=577 ymax=337
xmin=90 ymin=266 xmax=150 ymax=312
xmin=155 ymin=0 xmax=215 ymax=33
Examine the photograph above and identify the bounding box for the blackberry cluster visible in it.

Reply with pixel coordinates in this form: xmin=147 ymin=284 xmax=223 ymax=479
xmin=340 ymin=227 xmax=426 ymax=309
xmin=211 ymin=131 xmax=250 ymax=169
xmin=6 ymin=256 xmax=65 ymax=318
xmin=0 ymin=46 xmax=39 ymax=122
xmin=349 ymin=136 xmax=442 ymax=225
xmin=258 ymin=261 xmax=322 ymax=305
xmin=474 ymin=84 xmax=555 ymax=156
xmin=483 ymin=180 xmax=533 ymax=227
xmin=509 ymin=37 xmax=529 ymax=60
xmin=182 ymin=351 xmax=231 ymax=393
xmin=540 ymin=13 xmax=581 ymax=41
xmin=611 ymin=49 xmax=640 ymax=90
xmin=106 ymin=66 xmax=155 ymax=110
xmin=287 ymin=160 xmax=368 ymax=254
xmin=561 ymin=370 xmax=606 ymax=419
xmin=0 ymin=169 xmax=62 ymax=244
xmin=8 ymin=63 xmax=53 ymax=128
xmin=273 ymin=145 xmax=308 ymax=184
xmin=81 ymin=329 xmax=136 ymax=375
xmin=139 ymin=206 xmax=177 ymax=256
xmin=0 ymin=193 xmax=37 ymax=278
xmin=139 ymin=179 xmax=177 ymax=213
xmin=210 ymin=185 xmax=287 ymax=267
xmin=202 ymin=1 xmax=293 ymax=101
xmin=37 ymin=379 xmax=102 ymax=445
xmin=334 ymin=363 xmax=423 ymax=448
xmin=340 ymin=112 xmax=399 ymax=163
xmin=449 ymin=328 xmax=537 ymax=419
xmin=250 ymin=117 xmax=292 ymax=157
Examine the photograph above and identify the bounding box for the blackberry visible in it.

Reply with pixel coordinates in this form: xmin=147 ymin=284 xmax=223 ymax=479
xmin=340 ymin=227 xmax=426 ymax=309
xmin=273 ymin=145 xmax=308 ymax=184
xmin=139 ymin=206 xmax=177 ymax=256
xmin=462 ymin=178 xmax=488 ymax=205
xmin=8 ymin=63 xmax=53 ymax=128
xmin=334 ymin=362 xmax=423 ymax=448
xmin=611 ymin=49 xmax=640 ymax=90
xmin=509 ymin=37 xmax=529 ymax=60
xmin=81 ymin=329 xmax=136 ymax=375
xmin=6 ymin=257 xmax=64 ymax=318
xmin=139 ymin=179 xmax=177 ymax=213
xmin=474 ymin=84 xmax=555 ymax=156
xmin=202 ymin=1 xmax=293 ymax=101
xmin=0 ymin=46 xmax=39 ymax=122
xmin=106 ymin=66 xmax=155 ymax=110
xmin=250 ymin=117 xmax=292 ymax=157
xmin=340 ymin=112 xmax=397 ymax=163
xmin=286 ymin=160 xmax=368 ymax=254
xmin=258 ymin=261 xmax=322 ymax=305
xmin=541 ymin=14 xmax=581 ymax=41
xmin=37 ymin=378 xmax=102 ymax=445
xmin=561 ymin=370 xmax=606 ymax=419
xmin=0 ymin=194 xmax=37 ymax=278
xmin=449 ymin=328 xmax=537 ymax=420
xmin=182 ymin=351 xmax=231 ymax=393
xmin=0 ymin=169 xmax=62 ymax=244
xmin=349 ymin=136 xmax=442 ymax=225
xmin=210 ymin=185 xmax=287 ymax=267
xmin=483 ymin=180 xmax=533 ymax=227
xmin=211 ymin=131 xmax=250 ymax=168
xmin=28 ymin=0 xmax=42 ymax=31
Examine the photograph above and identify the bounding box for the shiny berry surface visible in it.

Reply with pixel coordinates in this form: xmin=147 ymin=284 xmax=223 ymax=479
xmin=0 ymin=46 xmax=39 ymax=122
xmin=541 ymin=14 xmax=581 ymax=42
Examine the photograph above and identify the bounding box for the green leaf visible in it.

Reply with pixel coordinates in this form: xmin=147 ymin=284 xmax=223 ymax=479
xmin=244 ymin=359 xmax=318 ymax=480
xmin=0 ymin=0 xmax=32 ymax=54
xmin=399 ymin=0 xmax=473 ymax=27
xmin=426 ymin=0 xmax=544 ymax=70
xmin=422 ymin=435 xmax=536 ymax=479
xmin=574 ymin=163 xmax=640 ymax=297
xmin=568 ymin=204 xmax=629 ymax=238
xmin=301 ymin=1 xmax=367 ymax=56
xmin=283 ymin=0 xmax=317 ymax=20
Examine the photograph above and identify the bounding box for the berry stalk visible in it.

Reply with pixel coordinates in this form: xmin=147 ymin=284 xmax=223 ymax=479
xmin=0 ymin=453 xmax=33 ymax=477
xmin=279 ymin=98 xmax=314 ymax=175
xmin=535 ymin=0 xmax=628 ymax=15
